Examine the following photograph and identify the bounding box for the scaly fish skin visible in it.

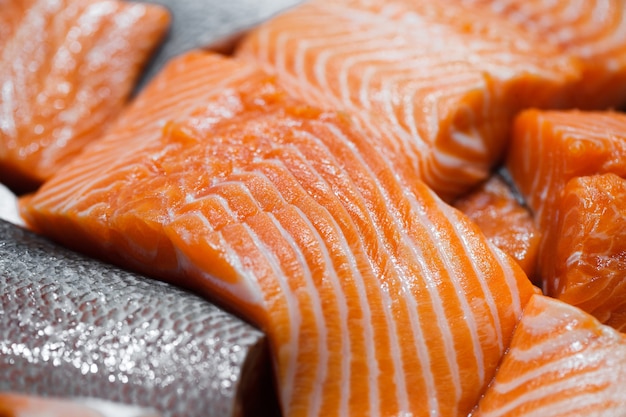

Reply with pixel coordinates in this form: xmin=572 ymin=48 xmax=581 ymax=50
xmin=0 ymin=219 xmax=277 ymax=417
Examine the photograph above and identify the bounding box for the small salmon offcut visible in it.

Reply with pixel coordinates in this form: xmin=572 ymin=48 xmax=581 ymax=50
xmin=454 ymin=175 xmax=541 ymax=279
xmin=0 ymin=0 xmax=169 ymax=192
xmin=550 ymin=174 xmax=626 ymax=332
xmin=453 ymin=0 xmax=626 ymax=109
xmin=0 ymin=393 xmax=160 ymax=417
xmin=236 ymin=0 xmax=582 ymax=199
xmin=507 ymin=109 xmax=626 ymax=329
xmin=473 ymin=294 xmax=626 ymax=416
xmin=21 ymin=51 xmax=537 ymax=417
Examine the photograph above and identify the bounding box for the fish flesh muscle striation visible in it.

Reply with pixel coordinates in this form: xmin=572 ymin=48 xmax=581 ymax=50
xmin=20 ymin=51 xmax=537 ymax=417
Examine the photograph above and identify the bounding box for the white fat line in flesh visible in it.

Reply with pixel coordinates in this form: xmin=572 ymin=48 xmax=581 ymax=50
xmin=527 ymin=391 xmax=625 ymax=417
xmin=502 ymin=341 xmax=611 ymax=391
xmin=443 ymin=207 xmax=508 ymax=350
xmin=37 ymin=75 xmax=256 ymax=209
xmin=0 ymin=80 xmax=16 ymax=140
xmin=9 ymin=3 xmax=48 ymax=102
xmin=265 ymin=211 xmax=330 ymax=417
xmin=252 ymin=161 xmax=380 ymax=416
xmin=66 ymin=152 xmax=172 ymax=215
xmin=283 ymin=129 xmax=413 ymax=414
xmin=221 ymin=164 xmax=356 ymax=415
xmin=398 ymin=242 xmax=457 ymax=415
xmin=484 ymin=352 xmax=621 ymax=417
xmin=270 ymin=207 xmax=351 ymax=416
xmin=411 ymin=200 xmax=483 ymax=403
xmin=313 ymin=125 xmax=438 ymax=413
xmin=216 ymin=172 xmax=332 ymax=417
xmin=588 ymin=1 xmax=624 ymax=48
xmin=170 ymin=207 xmax=265 ymax=309
xmin=251 ymin=23 xmax=272 ymax=68
xmin=261 ymin=148 xmax=384 ymax=415
xmin=428 ymin=145 xmax=487 ymax=181
xmin=183 ymin=197 xmax=303 ymax=409
xmin=359 ymin=66 xmax=376 ymax=111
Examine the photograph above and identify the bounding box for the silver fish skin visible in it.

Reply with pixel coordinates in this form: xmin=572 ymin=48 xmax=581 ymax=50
xmin=0 ymin=220 xmax=279 ymax=417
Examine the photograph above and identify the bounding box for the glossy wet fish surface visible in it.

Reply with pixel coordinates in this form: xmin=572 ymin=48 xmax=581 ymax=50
xmin=0 ymin=220 xmax=278 ymax=417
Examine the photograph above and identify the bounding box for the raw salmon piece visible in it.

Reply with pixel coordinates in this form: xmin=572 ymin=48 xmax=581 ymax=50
xmin=236 ymin=0 xmax=582 ymax=199
xmin=452 ymin=0 xmax=626 ymax=109
xmin=0 ymin=393 xmax=101 ymax=417
xmin=507 ymin=109 xmax=626 ymax=302
xmin=0 ymin=0 xmax=170 ymax=192
xmin=454 ymin=175 xmax=541 ymax=279
xmin=0 ymin=393 xmax=160 ymax=417
xmin=473 ymin=294 xmax=626 ymax=416
xmin=0 ymin=0 xmax=36 ymax=47
xmin=547 ymin=174 xmax=626 ymax=331
xmin=21 ymin=52 xmax=537 ymax=417
xmin=20 ymin=51 xmax=274 ymax=255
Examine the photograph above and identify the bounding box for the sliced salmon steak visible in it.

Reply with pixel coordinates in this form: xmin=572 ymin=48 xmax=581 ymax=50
xmin=473 ymin=294 xmax=626 ymax=416
xmin=507 ymin=110 xmax=626 ymax=302
xmin=452 ymin=0 xmax=626 ymax=109
xmin=21 ymin=51 xmax=537 ymax=417
xmin=453 ymin=174 xmax=541 ymax=279
xmin=547 ymin=173 xmax=626 ymax=331
xmin=236 ymin=0 xmax=582 ymax=199
xmin=0 ymin=0 xmax=170 ymax=192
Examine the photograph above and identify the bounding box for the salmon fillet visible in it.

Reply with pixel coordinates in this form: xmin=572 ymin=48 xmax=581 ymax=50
xmin=0 ymin=0 xmax=170 ymax=192
xmin=236 ymin=0 xmax=582 ymax=199
xmin=454 ymin=175 xmax=541 ymax=279
xmin=452 ymin=0 xmax=626 ymax=109
xmin=21 ymin=51 xmax=537 ymax=417
xmin=550 ymin=174 xmax=626 ymax=332
xmin=507 ymin=109 xmax=626 ymax=328
xmin=473 ymin=294 xmax=626 ymax=416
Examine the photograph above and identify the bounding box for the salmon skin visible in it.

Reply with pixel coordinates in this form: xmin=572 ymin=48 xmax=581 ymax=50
xmin=507 ymin=109 xmax=626 ymax=330
xmin=451 ymin=0 xmax=626 ymax=109
xmin=0 ymin=219 xmax=278 ymax=417
xmin=236 ymin=0 xmax=582 ymax=200
xmin=473 ymin=294 xmax=626 ymax=416
xmin=0 ymin=392 xmax=161 ymax=417
xmin=0 ymin=0 xmax=170 ymax=192
xmin=20 ymin=50 xmax=537 ymax=417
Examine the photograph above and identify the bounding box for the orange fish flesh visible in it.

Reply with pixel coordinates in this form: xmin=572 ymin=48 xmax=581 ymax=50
xmin=236 ymin=0 xmax=582 ymax=199
xmin=473 ymin=294 xmax=626 ymax=416
xmin=0 ymin=0 xmax=170 ymax=192
xmin=549 ymin=173 xmax=626 ymax=332
xmin=20 ymin=51 xmax=537 ymax=417
xmin=454 ymin=175 xmax=541 ymax=279
xmin=451 ymin=0 xmax=626 ymax=109
xmin=507 ymin=109 xmax=626 ymax=329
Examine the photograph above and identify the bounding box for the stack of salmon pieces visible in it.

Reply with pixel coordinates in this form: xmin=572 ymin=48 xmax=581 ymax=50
xmin=7 ymin=0 xmax=626 ymax=415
